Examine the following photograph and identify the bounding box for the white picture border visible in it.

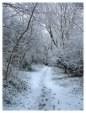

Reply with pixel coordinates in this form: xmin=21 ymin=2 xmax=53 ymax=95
xmin=0 ymin=0 xmax=85 ymax=113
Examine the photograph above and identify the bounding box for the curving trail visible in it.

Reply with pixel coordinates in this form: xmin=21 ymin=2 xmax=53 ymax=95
xmin=4 ymin=65 xmax=83 ymax=110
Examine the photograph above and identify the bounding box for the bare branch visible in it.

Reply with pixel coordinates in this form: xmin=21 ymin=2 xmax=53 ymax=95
xmin=5 ymin=3 xmax=38 ymax=81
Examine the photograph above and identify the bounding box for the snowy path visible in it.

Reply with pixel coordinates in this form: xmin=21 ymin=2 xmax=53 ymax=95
xmin=4 ymin=65 xmax=83 ymax=110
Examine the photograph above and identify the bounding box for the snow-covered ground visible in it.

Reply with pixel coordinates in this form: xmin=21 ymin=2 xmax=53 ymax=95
xmin=3 ymin=65 xmax=83 ymax=110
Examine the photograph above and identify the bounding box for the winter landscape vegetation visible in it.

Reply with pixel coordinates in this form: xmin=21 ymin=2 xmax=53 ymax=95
xmin=3 ymin=3 xmax=83 ymax=110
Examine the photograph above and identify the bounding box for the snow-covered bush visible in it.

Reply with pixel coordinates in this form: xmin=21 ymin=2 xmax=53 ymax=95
xmin=22 ymin=61 xmax=33 ymax=71
xmin=3 ymin=71 xmax=28 ymax=105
